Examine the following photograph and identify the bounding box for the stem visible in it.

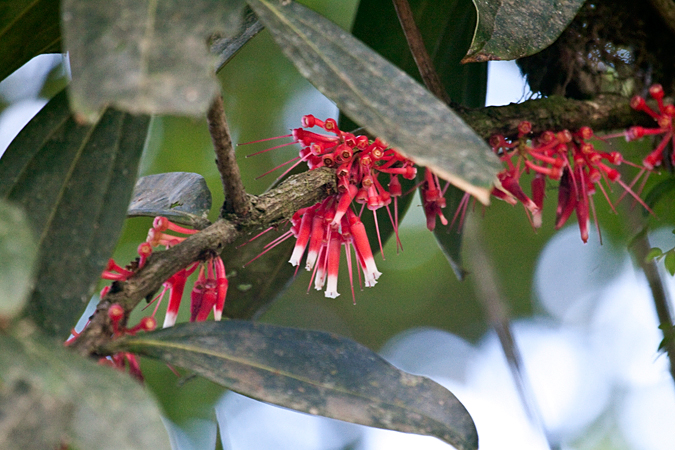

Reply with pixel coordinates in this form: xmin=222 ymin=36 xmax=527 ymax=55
xmin=625 ymin=213 xmax=675 ymax=387
xmin=649 ymin=0 xmax=675 ymax=35
xmin=70 ymin=167 xmax=336 ymax=357
xmin=391 ymin=0 xmax=451 ymax=104
xmin=464 ymin=216 xmax=552 ymax=449
xmin=207 ymin=95 xmax=250 ymax=217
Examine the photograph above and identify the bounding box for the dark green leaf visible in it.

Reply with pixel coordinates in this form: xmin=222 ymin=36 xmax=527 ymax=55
xmin=109 ymin=320 xmax=478 ymax=450
xmin=0 ymin=201 xmax=37 ymax=319
xmin=644 ymin=177 xmax=675 ymax=212
xmin=127 ymin=172 xmax=212 ymax=228
xmin=221 ymin=228 xmax=297 ymax=319
xmin=665 ymin=250 xmax=675 ymax=276
xmin=212 ymin=6 xmax=264 ymax=73
xmin=433 ymin=185 xmax=470 ymax=280
xmin=345 ymin=0 xmax=486 ymax=110
xmin=347 ymin=0 xmax=485 ymax=275
xmin=0 ymin=0 xmax=60 ymax=82
xmin=61 ymin=0 xmax=246 ymax=121
xmin=463 ymin=0 xmax=585 ymax=62
xmin=246 ymin=0 xmax=500 ymax=204
xmin=0 ymin=89 xmax=151 ymax=339
xmin=0 ymin=324 xmax=169 ymax=450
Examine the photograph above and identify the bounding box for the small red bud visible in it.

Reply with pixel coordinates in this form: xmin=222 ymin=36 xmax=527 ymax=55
xmin=108 ymin=304 xmax=124 ymax=322
xmin=140 ymin=316 xmax=156 ymax=332
xmin=649 ymin=84 xmax=664 ymax=100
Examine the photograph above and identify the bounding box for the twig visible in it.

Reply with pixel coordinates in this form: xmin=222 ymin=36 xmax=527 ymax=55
xmin=625 ymin=214 xmax=675 ymax=387
xmin=391 ymin=0 xmax=451 ymax=104
xmin=70 ymin=167 xmax=336 ymax=357
xmin=464 ymin=217 xmax=552 ymax=449
xmin=649 ymin=0 xmax=675 ymax=35
xmin=207 ymin=95 xmax=250 ymax=217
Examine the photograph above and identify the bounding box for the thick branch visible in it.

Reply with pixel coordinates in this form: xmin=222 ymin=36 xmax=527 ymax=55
xmin=71 ymin=168 xmax=336 ymax=357
xmin=207 ymin=95 xmax=249 ymax=217
xmin=459 ymin=94 xmax=655 ymax=140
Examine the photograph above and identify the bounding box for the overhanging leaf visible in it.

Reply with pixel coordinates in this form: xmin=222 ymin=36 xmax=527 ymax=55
xmin=0 ymin=0 xmax=60 ymax=82
xmin=346 ymin=0 xmax=486 ymax=266
xmin=246 ymin=0 xmax=500 ymax=204
xmin=61 ymin=0 xmax=246 ymax=121
xmin=211 ymin=5 xmax=264 ymax=73
xmin=108 ymin=320 xmax=478 ymax=450
xmin=462 ymin=0 xmax=585 ymax=62
xmin=0 ymin=201 xmax=37 ymax=319
xmin=127 ymin=172 xmax=212 ymax=228
xmin=0 ymin=325 xmax=169 ymax=450
xmin=0 ymin=89 xmax=151 ymax=339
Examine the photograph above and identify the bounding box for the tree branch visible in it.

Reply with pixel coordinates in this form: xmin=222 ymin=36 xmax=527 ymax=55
xmin=459 ymin=94 xmax=655 ymax=139
xmin=71 ymin=89 xmax=654 ymax=358
xmin=207 ymin=95 xmax=250 ymax=217
xmin=70 ymin=167 xmax=336 ymax=357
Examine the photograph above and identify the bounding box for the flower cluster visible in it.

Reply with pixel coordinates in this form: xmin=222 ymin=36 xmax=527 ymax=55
xmin=623 ymin=84 xmax=675 ymax=170
xmin=72 ymin=216 xmax=228 ymax=345
xmin=246 ymin=115 xmax=417 ymax=301
xmin=489 ymin=121 xmax=648 ymax=243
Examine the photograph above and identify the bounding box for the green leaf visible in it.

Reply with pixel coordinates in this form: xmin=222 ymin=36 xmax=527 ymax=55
xmin=0 ymin=201 xmax=37 ymax=319
xmin=212 ymin=5 xmax=264 ymax=73
xmin=221 ymin=228 xmax=297 ymax=319
xmin=109 ymin=320 xmax=479 ymax=450
xmin=0 ymin=324 xmax=169 ymax=450
xmin=644 ymin=177 xmax=675 ymax=212
xmin=61 ymin=0 xmax=246 ymax=121
xmin=127 ymin=172 xmax=212 ymax=228
xmin=463 ymin=0 xmax=585 ymax=62
xmin=0 ymin=89 xmax=151 ymax=339
xmin=345 ymin=0 xmax=486 ymax=109
xmin=246 ymin=0 xmax=500 ymax=204
xmin=0 ymin=0 xmax=60 ymax=82
xmin=346 ymin=0 xmax=487 ymax=277
xmin=645 ymin=247 xmax=663 ymax=263
xmin=665 ymin=250 xmax=675 ymax=276
xmin=433 ymin=185 xmax=470 ymax=280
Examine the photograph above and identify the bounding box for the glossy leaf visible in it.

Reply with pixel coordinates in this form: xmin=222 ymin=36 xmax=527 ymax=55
xmin=61 ymin=0 xmax=246 ymax=121
xmin=127 ymin=172 xmax=212 ymax=228
xmin=246 ymin=0 xmax=500 ymax=204
xmin=463 ymin=0 xmax=585 ymax=62
xmin=0 ymin=89 xmax=151 ymax=339
xmin=212 ymin=5 xmax=264 ymax=73
xmin=0 ymin=201 xmax=37 ymax=319
xmin=0 ymin=326 xmax=169 ymax=450
xmin=109 ymin=320 xmax=478 ymax=450
xmin=0 ymin=0 xmax=60 ymax=82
